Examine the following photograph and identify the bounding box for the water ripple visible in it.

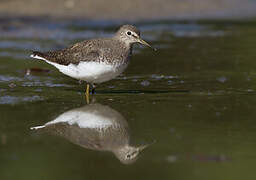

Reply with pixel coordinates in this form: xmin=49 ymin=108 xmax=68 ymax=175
xmin=0 ymin=95 xmax=43 ymax=105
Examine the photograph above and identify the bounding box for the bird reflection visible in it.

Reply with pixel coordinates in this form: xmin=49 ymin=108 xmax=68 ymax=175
xmin=31 ymin=103 xmax=151 ymax=164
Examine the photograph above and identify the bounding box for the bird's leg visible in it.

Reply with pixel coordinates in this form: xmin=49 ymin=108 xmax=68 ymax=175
xmin=91 ymin=84 xmax=96 ymax=94
xmin=85 ymin=84 xmax=90 ymax=104
xmin=86 ymin=84 xmax=90 ymax=96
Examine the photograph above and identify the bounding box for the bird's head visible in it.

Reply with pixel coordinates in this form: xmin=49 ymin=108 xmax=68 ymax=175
xmin=115 ymin=25 xmax=155 ymax=50
xmin=113 ymin=143 xmax=152 ymax=164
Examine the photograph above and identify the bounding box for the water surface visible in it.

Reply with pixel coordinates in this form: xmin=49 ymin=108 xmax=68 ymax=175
xmin=1 ymin=18 xmax=256 ymax=180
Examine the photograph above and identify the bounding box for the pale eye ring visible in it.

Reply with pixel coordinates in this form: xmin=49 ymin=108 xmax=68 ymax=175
xmin=126 ymin=31 xmax=132 ymax=36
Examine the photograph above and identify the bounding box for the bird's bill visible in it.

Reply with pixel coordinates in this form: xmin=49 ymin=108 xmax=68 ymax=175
xmin=138 ymin=38 xmax=156 ymax=51
xmin=138 ymin=144 xmax=149 ymax=152
xmin=138 ymin=140 xmax=156 ymax=152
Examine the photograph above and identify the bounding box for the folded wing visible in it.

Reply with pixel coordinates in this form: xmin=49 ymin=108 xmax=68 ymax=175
xmin=31 ymin=40 xmax=101 ymax=66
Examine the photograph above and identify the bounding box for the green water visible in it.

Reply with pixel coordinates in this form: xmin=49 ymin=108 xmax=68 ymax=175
xmin=1 ymin=18 xmax=256 ymax=180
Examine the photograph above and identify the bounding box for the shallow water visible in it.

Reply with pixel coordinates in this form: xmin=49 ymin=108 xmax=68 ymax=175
xmin=1 ymin=18 xmax=256 ymax=180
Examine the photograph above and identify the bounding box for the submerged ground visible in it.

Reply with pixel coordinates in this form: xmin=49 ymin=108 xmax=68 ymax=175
xmin=1 ymin=18 xmax=256 ymax=179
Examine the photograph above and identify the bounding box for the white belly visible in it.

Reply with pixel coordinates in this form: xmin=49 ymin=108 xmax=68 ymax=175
xmin=30 ymin=55 xmax=128 ymax=83
xmin=47 ymin=60 xmax=128 ymax=84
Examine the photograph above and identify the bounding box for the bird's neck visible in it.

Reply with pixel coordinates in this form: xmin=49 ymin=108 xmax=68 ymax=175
xmin=129 ymin=46 xmax=133 ymax=57
xmin=113 ymin=35 xmax=132 ymax=49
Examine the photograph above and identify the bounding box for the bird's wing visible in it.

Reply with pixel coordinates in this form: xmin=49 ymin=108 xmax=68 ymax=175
xmin=31 ymin=40 xmax=102 ymax=66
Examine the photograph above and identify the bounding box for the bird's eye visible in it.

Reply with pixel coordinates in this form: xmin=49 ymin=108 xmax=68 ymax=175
xmin=126 ymin=154 xmax=131 ymax=159
xmin=127 ymin=31 xmax=132 ymax=36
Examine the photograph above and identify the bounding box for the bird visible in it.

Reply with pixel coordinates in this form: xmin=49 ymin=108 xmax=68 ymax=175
xmin=30 ymin=103 xmax=152 ymax=164
xmin=30 ymin=25 xmax=154 ymax=96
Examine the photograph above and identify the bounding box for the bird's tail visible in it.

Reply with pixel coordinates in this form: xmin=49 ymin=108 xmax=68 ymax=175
xmin=30 ymin=125 xmax=46 ymax=130
xmin=30 ymin=51 xmax=47 ymax=60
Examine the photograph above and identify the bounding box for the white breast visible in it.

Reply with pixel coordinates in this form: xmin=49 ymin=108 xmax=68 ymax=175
xmin=60 ymin=61 xmax=128 ymax=84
